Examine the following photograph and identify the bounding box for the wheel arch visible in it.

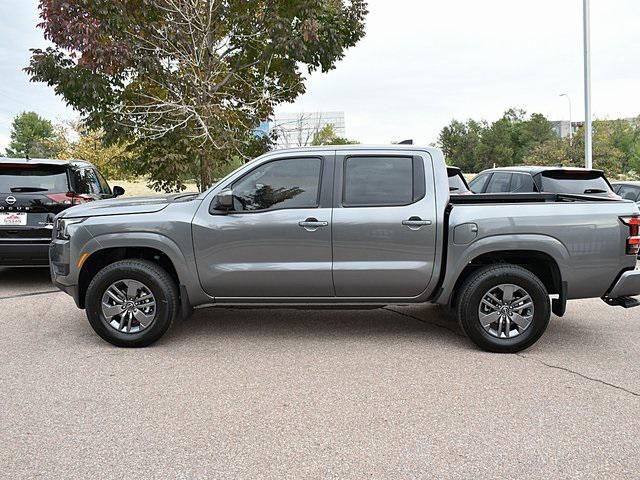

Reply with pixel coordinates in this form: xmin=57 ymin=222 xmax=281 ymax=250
xmin=436 ymin=235 xmax=570 ymax=316
xmin=77 ymin=245 xmax=181 ymax=309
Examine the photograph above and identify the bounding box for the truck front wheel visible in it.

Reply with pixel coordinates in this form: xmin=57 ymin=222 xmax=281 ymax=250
xmin=85 ymin=259 xmax=179 ymax=347
xmin=456 ymin=265 xmax=551 ymax=353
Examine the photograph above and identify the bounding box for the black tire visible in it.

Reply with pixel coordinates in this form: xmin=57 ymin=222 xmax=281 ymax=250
xmin=456 ymin=264 xmax=550 ymax=353
xmin=85 ymin=259 xmax=179 ymax=347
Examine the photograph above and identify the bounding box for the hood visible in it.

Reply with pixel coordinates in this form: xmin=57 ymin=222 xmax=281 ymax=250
xmin=60 ymin=193 xmax=200 ymax=218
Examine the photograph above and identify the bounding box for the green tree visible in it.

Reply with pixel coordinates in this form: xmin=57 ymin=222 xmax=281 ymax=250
xmin=5 ymin=111 xmax=63 ymax=158
xmin=311 ymin=124 xmax=359 ymax=146
xmin=27 ymin=0 xmax=368 ymax=191
xmin=58 ymin=122 xmax=136 ymax=180
xmin=437 ymin=119 xmax=484 ymax=172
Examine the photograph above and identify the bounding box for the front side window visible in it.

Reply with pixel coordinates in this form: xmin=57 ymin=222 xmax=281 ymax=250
xmin=469 ymin=173 xmax=490 ymax=193
xmin=343 ymin=156 xmax=414 ymax=206
xmin=485 ymin=172 xmax=513 ymax=193
xmin=231 ymin=158 xmax=322 ymax=211
xmin=95 ymin=170 xmax=112 ymax=194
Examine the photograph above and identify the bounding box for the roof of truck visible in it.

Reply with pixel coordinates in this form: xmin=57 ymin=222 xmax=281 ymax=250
xmin=272 ymin=144 xmax=440 ymax=153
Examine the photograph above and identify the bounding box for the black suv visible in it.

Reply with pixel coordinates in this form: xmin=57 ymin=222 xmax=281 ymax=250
xmin=0 ymin=158 xmax=124 ymax=267
xmin=469 ymin=166 xmax=619 ymax=198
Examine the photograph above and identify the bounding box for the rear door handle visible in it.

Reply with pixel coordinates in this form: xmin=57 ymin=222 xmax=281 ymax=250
xmin=299 ymin=218 xmax=329 ymax=230
xmin=402 ymin=217 xmax=432 ymax=228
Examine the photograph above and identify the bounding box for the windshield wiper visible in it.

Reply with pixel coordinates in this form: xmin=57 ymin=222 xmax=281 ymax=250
xmin=583 ymin=188 xmax=607 ymax=194
xmin=10 ymin=187 xmax=48 ymax=192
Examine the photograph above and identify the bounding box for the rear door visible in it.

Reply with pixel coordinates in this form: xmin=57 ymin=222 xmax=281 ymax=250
xmin=332 ymin=150 xmax=437 ymax=298
xmin=0 ymin=163 xmax=70 ymax=242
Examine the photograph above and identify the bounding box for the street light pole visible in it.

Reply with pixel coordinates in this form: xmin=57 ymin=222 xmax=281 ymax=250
xmin=583 ymin=0 xmax=593 ymax=169
xmin=560 ymin=94 xmax=573 ymax=143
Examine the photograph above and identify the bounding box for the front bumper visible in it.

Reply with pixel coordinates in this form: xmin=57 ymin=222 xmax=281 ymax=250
xmin=0 ymin=242 xmax=50 ymax=267
xmin=49 ymin=239 xmax=82 ymax=307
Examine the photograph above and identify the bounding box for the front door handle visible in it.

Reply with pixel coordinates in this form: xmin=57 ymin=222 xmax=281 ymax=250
xmin=402 ymin=217 xmax=432 ymax=229
xmin=299 ymin=218 xmax=329 ymax=230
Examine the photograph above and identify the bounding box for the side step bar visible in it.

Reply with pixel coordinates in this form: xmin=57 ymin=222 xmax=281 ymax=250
xmin=602 ymin=296 xmax=640 ymax=309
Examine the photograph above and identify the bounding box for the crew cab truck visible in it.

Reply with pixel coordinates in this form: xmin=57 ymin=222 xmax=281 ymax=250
xmin=50 ymin=146 xmax=640 ymax=352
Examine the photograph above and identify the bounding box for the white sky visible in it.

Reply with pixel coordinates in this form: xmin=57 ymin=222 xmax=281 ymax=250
xmin=1 ymin=0 xmax=639 ymax=149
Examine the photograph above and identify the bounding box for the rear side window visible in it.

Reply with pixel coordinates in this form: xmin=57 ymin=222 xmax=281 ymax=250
xmin=511 ymin=173 xmax=535 ymax=192
xmin=540 ymin=171 xmax=613 ymax=195
xmin=0 ymin=164 xmax=69 ymax=193
xmin=469 ymin=173 xmax=490 ymax=193
xmin=343 ymin=156 xmax=419 ymax=207
xmin=485 ymin=172 xmax=512 ymax=193
xmin=232 ymin=157 xmax=322 ymax=211
xmin=73 ymin=168 xmax=103 ymax=194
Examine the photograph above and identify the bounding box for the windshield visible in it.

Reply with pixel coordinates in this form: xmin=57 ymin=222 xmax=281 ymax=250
xmin=0 ymin=164 xmax=69 ymax=193
xmin=448 ymin=169 xmax=470 ymax=192
xmin=540 ymin=171 xmax=613 ymax=195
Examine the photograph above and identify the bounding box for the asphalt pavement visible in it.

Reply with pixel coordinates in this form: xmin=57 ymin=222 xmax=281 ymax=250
xmin=1 ymin=267 xmax=639 ymax=479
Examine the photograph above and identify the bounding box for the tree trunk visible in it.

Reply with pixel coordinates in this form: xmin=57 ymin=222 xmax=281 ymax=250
xmin=199 ymin=152 xmax=212 ymax=192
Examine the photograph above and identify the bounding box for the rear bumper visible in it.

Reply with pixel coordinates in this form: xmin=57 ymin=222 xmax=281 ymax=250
xmin=0 ymin=242 xmax=50 ymax=267
xmin=606 ymin=269 xmax=640 ymax=298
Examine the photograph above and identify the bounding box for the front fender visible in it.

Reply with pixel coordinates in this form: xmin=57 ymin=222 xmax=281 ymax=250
xmin=79 ymin=232 xmax=211 ymax=306
xmin=434 ymin=234 xmax=572 ymax=305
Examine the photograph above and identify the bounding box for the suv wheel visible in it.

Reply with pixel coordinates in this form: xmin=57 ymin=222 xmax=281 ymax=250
xmin=457 ymin=264 xmax=551 ymax=353
xmin=85 ymin=259 xmax=178 ymax=347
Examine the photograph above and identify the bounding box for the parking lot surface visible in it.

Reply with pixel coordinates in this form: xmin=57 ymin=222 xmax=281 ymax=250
xmin=1 ymin=267 xmax=639 ymax=479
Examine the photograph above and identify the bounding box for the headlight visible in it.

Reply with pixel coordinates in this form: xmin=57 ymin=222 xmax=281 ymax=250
xmin=54 ymin=217 xmax=86 ymax=240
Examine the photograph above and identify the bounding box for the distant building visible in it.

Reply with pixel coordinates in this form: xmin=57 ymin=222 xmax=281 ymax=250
xmin=550 ymin=120 xmax=583 ymax=139
xmin=270 ymin=111 xmax=346 ymax=149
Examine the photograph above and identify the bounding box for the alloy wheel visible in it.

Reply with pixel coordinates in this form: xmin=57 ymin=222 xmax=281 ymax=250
xmin=478 ymin=283 xmax=534 ymax=339
xmin=101 ymin=279 xmax=157 ymax=334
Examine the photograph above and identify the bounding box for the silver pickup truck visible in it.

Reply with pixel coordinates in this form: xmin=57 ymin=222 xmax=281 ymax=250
xmin=50 ymin=146 xmax=640 ymax=352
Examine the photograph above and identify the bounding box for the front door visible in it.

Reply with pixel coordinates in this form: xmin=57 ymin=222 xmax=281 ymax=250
xmin=192 ymin=154 xmax=334 ymax=299
xmin=332 ymin=152 xmax=437 ymax=298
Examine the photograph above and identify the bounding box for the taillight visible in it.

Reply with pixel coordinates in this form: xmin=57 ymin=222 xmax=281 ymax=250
xmin=620 ymin=216 xmax=640 ymax=255
xmin=46 ymin=192 xmax=73 ymax=205
xmin=70 ymin=194 xmax=93 ymax=205
xmin=46 ymin=192 xmax=94 ymax=205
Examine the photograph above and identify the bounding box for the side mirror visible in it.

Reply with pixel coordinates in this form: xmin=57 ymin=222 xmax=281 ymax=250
xmin=214 ymin=188 xmax=234 ymax=211
xmin=112 ymin=186 xmax=125 ymax=197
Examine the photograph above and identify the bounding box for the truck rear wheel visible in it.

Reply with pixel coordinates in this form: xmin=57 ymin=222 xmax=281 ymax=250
xmin=456 ymin=264 xmax=550 ymax=353
xmin=85 ymin=259 xmax=179 ymax=347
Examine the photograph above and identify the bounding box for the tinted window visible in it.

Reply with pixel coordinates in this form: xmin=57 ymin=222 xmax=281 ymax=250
xmin=617 ymin=185 xmax=640 ymax=201
xmin=343 ymin=156 xmax=413 ymax=206
xmin=486 ymin=172 xmax=513 ymax=193
xmin=540 ymin=171 xmax=613 ymax=196
xmin=73 ymin=168 xmax=102 ymax=194
xmin=0 ymin=164 xmax=69 ymax=193
xmin=511 ymin=173 xmax=535 ymax=192
xmin=469 ymin=173 xmax=490 ymax=193
xmin=232 ymin=158 xmax=322 ymax=211
xmin=448 ymin=169 xmax=469 ymax=193
xmin=95 ymin=170 xmax=112 ymax=194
